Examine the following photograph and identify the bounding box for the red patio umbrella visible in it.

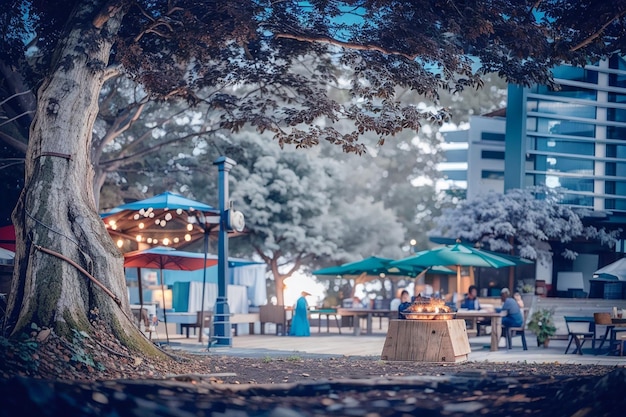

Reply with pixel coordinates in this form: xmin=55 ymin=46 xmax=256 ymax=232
xmin=124 ymin=246 xmax=219 ymax=343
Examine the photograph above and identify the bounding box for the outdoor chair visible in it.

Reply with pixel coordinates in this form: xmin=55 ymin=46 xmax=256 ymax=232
xmin=593 ymin=312 xmax=613 ymax=353
xmin=564 ymin=316 xmax=595 ymax=355
xmin=503 ymin=308 xmax=528 ymax=350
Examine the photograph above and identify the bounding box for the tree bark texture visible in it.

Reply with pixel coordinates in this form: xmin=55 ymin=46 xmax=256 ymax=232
xmin=5 ymin=1 xmax=150 ymax=351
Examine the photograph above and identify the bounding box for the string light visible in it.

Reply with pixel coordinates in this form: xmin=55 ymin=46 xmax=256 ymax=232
xmin=165 ymin=213 xmax=172 ymax=221
xmin=138 ymin=222 xmax=144 ymax=229
xmin=116 ymin=239 xmax=123 ymax=248
xmin=162 ymin=238 xmax=170 ymax=245
xmin=184 ymin=234 xmax=192 ymax=241
xmin=136 ymin=235 xmax=142 ymax=242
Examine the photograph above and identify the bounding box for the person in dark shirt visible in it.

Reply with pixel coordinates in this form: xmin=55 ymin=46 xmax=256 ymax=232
xmin=461 ymin=285 xmax=481 ymax=310
xmin=398 ymin=290 xmax=412 ymax=319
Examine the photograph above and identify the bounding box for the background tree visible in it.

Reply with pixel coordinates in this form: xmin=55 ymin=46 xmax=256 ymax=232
xmin=431 ymin=187 xmax=621 ymax=262
xmin=2 ymin=0 xmax=626 ymax=359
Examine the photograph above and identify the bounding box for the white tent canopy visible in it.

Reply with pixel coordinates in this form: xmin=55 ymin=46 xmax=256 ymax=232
xmin=593 ymin=258 xmax=626 ymax=281
xmin=0 ymin=247 xmax=14 ymax=266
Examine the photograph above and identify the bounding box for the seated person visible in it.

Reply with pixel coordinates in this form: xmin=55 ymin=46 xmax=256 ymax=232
xmin=352 ymin=296 xmax=366 ymax=309
xmin=461 ymin=285 xmax=481 ymax=310
xmin=496 ymin=287 xmax=524 ymax=328
xmin=397 ymin=290 xmax=412 ymax=319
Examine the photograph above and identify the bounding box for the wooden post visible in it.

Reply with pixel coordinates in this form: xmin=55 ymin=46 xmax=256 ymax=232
xmin=381 ymin=319 xmax=470 ymax=362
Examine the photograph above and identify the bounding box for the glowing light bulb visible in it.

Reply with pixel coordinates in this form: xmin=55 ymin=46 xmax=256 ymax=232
xmin=147 ymin=238 xmax=153 ymax=244
xmin=138 ymin=222 xmax=144 ymax=229
xmin=133 ymin=214 xmax=140 ymax=220
xmin=163 ymin=238 xmax=170 ymax=245
xmin=159 ymin=220 xmax=166 ymax=227
xmin=154 ymin=219 xmax=160 ymax=225
xmin=186 ymin=224 xmax=193 ymax=231
xmin=176 ymin=209 xmax=183 ymax=215
xmin=173 ymin=237 xmax=179 ymax=243
xmin=136 ymin=235 xmax=142 ymax=242
xmin=108 ymin=220 xmax=116 ymax=226
xmin=149 ymin=212 xmax=154 ymax=218
xmin=139 ymin=209 xmax=145 ymax=215
xmin=165 ymin=213 xmax=172 ymax=221
xmin=116 ymin=239 xmax=123 ymax=248
xmin=184 ymin=234 xmax=192 ymax=242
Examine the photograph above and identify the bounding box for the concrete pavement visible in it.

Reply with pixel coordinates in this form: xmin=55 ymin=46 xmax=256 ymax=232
xmin=158 ymin=330 xmax=626 ymax=366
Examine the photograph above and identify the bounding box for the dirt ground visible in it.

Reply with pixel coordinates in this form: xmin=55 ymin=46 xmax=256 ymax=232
xmin=1 ymin=323 xmax=626 ymax=416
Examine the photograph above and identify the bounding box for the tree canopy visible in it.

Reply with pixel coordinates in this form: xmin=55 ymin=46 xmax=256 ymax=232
xmin=431 ymin=187 xmax=622 ymax=262
xmin=3 ymin=0 xmax=626 ymax=155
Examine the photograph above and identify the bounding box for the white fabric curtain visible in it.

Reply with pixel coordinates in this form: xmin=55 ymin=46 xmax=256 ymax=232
xmin=232 ymin=264 xmax=267 ymax=306
xmin=187 ymin=282 xmax=249 ymax=314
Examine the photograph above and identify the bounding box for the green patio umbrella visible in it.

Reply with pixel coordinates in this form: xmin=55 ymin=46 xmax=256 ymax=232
xmin=313 ymin=256 xmax=453 ymax=296
xmin=391 ymin=243 xmax=520 ymax=298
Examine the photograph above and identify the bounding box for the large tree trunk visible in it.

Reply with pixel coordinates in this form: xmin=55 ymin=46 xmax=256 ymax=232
xmin=4 ymin=1 xmax=153 ymax=353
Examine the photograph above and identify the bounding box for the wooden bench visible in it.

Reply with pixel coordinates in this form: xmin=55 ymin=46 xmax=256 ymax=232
xmin=230 ymin=313 xmax=260 ymax=336
xmin=180 ymin=311 xmax=212 ymax=338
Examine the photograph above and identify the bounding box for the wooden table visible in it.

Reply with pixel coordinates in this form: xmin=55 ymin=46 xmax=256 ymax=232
xmin=337 ymin=308 xmax=393 ymax=335
xmin=455 ymin=310 xmax=504 ymax=351
xmin=309 ymin=309 xmax=341 ymax=334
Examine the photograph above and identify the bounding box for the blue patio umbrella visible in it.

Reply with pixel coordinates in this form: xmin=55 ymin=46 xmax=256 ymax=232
xmin=103 ymin=192 xmax=227 ymax=343
xmin=100 ymin=191 xmax=221 ymax=248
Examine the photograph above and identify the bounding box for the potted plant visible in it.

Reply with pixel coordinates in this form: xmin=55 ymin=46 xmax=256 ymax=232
xmin=527 ymin=308 xmax=557 ymax=347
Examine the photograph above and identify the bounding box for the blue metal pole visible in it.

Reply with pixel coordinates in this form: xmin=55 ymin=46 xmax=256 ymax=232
xmin=212 ymin=156 xmax=236 ymax=347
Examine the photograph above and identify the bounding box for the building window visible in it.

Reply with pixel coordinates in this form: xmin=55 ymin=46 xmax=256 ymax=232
xmin=606 ymin=144 xmax=626 ymax=159
xmin=480 ymin=132 xmax=505 ymax=142
xmin=535 ymin=100 xmax=597 ymax=118
xmin=604 ymin=161 xmax=626 ymax=177
xmin=481 ymin=150 xmax=505 ymax=160
xmin=559 ymin=192 xmax=594 ymax=207
xmin=444 ymin=149 xmax=467 ymax=163
xmin=534 ymin=118 xmax=596 ymax=137
xmin=532 ymin=137 xmax=595 ymax=156
xmin=531 ymin=154 xmax=594 ymax=175
xmin=607 ymin=108 xmax=626 ymax=123
xmin=551 ymin=66 xmax=599 ymax=84
xmin=481 ymin=170 xmax=504 ymax=180
xmin=608 ymin=92 xmax=626 ymax=105
xmin=535 ymin=84 xmax=597 ymax=100
xmin=444 ymin=171 xmax=467 ymax=181
xmin=607 ymin=125 xmax=626 ymax=140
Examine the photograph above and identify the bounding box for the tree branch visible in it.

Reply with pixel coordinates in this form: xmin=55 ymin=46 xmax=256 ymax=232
xmin=274 ymin=33 xmax=418 ymax=61
xmin=570 ymin=10 xmax=626 ymax=52
xmin=0 ymin=131 xmax=28 ymax=154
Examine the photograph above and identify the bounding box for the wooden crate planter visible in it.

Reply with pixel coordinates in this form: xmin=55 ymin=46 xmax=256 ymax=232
xmin=381 ymin=319 xmax=470 ymax=363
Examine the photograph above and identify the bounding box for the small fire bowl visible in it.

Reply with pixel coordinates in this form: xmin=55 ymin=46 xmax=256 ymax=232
xmin=400 ymin=312 xmax=456 ymax=320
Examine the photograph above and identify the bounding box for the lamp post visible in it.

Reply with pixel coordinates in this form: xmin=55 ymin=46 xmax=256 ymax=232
xmin=212 ymin=156 xmax=236 ymax=347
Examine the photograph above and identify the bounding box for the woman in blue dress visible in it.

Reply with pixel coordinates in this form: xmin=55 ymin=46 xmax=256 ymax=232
xmin=290 ymin=291 xmax=311 ymax=336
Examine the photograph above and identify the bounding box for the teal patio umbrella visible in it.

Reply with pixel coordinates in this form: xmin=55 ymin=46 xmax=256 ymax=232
xmin=313 ymin=256 xmax=453 ymax=296
xmin=391 ymin=243 xmax=520 ymax=298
